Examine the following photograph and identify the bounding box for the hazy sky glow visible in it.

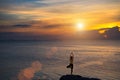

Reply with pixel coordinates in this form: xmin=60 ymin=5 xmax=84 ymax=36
xmin=0 ymin=0 xmax=120 ymax=37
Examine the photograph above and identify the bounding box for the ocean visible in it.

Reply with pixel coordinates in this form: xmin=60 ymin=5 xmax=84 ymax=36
xmin=0 ymin=40 xmax=120 ymax=80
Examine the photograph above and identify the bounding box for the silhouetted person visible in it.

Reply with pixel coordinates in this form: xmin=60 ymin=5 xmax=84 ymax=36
xmin=60 ymin=52 xmax=101 ymax=80
xmin=67 ymin=52 xmax=74 ymax=75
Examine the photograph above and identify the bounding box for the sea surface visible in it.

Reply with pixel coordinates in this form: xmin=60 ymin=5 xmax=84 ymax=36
xmin=0 ymin=40 xmax=120 ymax=80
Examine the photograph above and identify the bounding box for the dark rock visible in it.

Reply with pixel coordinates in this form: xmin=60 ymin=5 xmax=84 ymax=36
xmin=59 ymin=75 xmax=100 ymax=80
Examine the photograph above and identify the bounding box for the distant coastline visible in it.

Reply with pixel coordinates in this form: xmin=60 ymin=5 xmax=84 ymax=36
xmin=0 ymin=26 xmax=120 ymax=41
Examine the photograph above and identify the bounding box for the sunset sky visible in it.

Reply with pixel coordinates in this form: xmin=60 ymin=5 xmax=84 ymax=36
xmin=0 ymin=0 xmax=120 ymax=39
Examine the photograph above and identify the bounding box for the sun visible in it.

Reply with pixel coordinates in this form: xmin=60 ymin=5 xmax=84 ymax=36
xmin=76 ymin=23 xmax=84 ymax=31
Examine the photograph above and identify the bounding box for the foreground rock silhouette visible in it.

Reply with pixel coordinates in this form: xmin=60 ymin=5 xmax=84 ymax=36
xmin=59 ymin=75 xmax=101 ymax=80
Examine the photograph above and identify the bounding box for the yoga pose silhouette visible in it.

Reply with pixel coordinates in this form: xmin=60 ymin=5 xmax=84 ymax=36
xmin=67 ymin=52 xmax=74 ymax=75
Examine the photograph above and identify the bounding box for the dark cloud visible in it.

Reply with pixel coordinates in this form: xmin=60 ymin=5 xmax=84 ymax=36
xmin=25 ymin=20 xmax=71 ymax=29
xmin=0 ymin=18 xmax=72 ymax=31
xmin=13 ymin=24 xmax=31 ymax=28
xmin=41 ymin=24 xmax=64 ymax=29
xmin=0 ymin=23 xmax=31 ymax=30
xmin=39 ymin=22 xmax=72 ymax=29
xmin=104 ymin=26 xmax=120 ymax=39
